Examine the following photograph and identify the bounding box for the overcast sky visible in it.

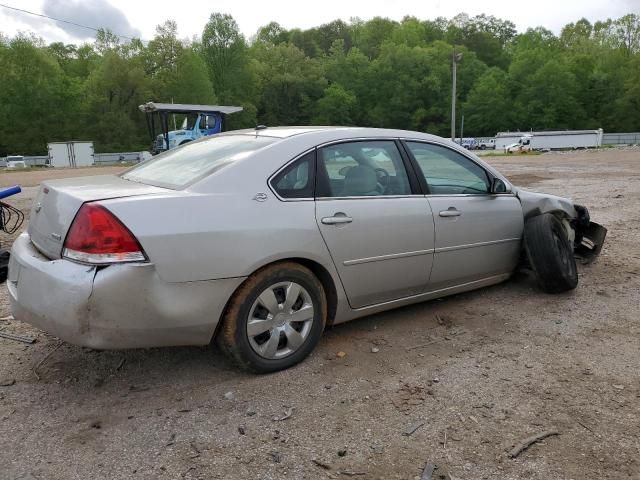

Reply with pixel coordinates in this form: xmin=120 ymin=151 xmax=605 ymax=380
xmin=1 ymin=0 xmax=638 ymax=44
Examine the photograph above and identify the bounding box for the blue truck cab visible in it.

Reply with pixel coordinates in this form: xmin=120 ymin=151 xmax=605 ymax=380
xmin=157 ymin=112 xmax=222 ymax=151
xmin=139 ymin=102 xmax=243 ymax=154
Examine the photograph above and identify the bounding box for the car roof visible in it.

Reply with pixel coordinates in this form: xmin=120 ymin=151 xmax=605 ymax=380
xmin=219 ymin=126 xmax=445 ymax=143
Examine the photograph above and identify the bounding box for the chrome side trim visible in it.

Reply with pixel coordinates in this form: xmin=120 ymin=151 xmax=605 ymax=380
xmin=425 ymin=193 xmax=517 ymax=198
xmin=316 ymin=195 xmax=423 ymax=201
xmin=343 ymin=248 xmax=434 ymax=266
xmin=352 ymin=273 xmax=510 ymax=312
xmin=315 ymin=136 xmax=404 ymax=148
xmin=434 ymin=237 xmax=521 ymax=254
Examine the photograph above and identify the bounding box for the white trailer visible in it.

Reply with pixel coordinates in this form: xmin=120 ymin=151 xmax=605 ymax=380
xmin=47 ymin=141 xmax=94 ymax=168
xmin=495 ymin=129 xmax=603 ymax=151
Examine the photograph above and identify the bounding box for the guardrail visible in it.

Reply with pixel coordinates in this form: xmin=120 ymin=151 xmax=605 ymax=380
xmin=2 ymin=152 xmax=150 ymax=168
xmin=93 ymin=152 xmax=150 ymax=165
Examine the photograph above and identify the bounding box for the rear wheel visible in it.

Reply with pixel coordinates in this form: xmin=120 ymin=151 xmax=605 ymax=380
xmin=524 ymin=214 xmax=578 ymax=293
xmin=218 ymin=262 xmax=326 ymax=373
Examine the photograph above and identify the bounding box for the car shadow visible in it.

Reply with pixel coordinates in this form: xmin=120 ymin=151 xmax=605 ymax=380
xmin=24 ymin=269 xmax=548 ymax=395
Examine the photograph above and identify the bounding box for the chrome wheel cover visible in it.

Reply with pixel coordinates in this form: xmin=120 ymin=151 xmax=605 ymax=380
xmin=246 ymin=281 xmax=314 ymax=359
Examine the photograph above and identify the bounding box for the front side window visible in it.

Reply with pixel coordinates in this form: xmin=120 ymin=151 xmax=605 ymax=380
xmin=122 ymin=135 xmax=278 ymax=189
xmin=202 ymin=114 xmax=219 ymax=131
xmin=317 ymin=140 xmax=411 ymax=197
xmin=406 ymin=142 xmax=490 ymax=195
xmin=272 ymin=151 xmax=315 ymax=199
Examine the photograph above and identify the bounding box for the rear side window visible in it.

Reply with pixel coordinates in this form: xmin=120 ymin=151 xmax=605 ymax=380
xmin=122 ymin=135 xmax=277 ymax=189
xmin=272 ymin=151 xmax=315 ymax=199
xmin=406 ymin=142 xmax=490 ymax=195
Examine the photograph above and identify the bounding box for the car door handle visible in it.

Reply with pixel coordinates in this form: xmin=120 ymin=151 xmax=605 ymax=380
xmin=321 ymin=215 xmax=353 ymax=225
xmin=439 ymin=208 xmax=461 ymax=217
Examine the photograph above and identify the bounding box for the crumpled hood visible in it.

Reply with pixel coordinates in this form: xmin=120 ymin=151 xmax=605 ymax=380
xmin=514 ymin=187 xmax=577 ymax=219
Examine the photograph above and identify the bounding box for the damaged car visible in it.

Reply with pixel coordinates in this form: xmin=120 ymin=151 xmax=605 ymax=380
xmin=7 ymin=127 xmax=607 ymax=372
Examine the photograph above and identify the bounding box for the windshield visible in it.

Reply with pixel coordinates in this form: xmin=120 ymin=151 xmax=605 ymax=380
xmin=122 ymin=135 xmax=278 ymax=189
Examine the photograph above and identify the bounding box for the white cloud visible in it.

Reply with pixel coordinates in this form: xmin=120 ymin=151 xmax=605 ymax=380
xmin=0 ymin=0 xmax=636 ymax=43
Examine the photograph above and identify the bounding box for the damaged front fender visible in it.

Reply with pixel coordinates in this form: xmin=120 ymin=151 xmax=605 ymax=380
xmin=514 ymin=188 xmax=607 ymax=262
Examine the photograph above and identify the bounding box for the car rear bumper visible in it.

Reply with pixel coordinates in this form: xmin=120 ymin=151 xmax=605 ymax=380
xmin=7 ymin=233 xmax=245 ymax=349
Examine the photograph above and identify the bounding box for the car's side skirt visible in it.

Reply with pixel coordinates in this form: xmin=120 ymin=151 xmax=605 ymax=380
xmin=333 ymin=273 xmax=511 ymax=325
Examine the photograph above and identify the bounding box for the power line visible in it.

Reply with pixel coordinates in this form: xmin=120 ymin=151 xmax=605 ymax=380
xmin=0 ymin=2 xmax=138 ymax=41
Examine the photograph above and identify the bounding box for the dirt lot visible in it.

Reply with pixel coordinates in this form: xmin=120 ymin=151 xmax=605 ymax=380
xmin=1 ymin=150 xmax=639 ymax=480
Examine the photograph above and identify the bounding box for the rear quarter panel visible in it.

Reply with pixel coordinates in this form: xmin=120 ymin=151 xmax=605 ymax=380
xmin=102 ymin=193 xmax=337 ymax=284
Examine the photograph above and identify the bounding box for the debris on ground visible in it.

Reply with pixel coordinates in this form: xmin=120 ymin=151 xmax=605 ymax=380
xmin=0 ymin=331 xmax=36 ymax=344
xmin=336 ymin=351 xmax=347 ymax=358
xmin=272 ymin=407 xmax=294 ymax=421
xmin=269 ymin=451 xmax=282 ymax=463
xmin=371 ymin=346 xmax=380 ymax=353
xmin=312 ymin=459 xmax=331 ymax=470
xmin=402 ymin=421 xmax=425 ymax=436
xmin=508 ymin=429 xmax=560 ymax=458
xmin=393 ymin=383 xmax=428 ymax=413
xmin=420 ymin=463 xmax=435 ymax=480
xmin=0 ymin=378 xmax=16 ymax=387
xmin=223 ymin=391 xmax=235 ymax=400
xmin=337 ymin=449 xmax=347 ymax=457
xmin=33 ymin=341 xmax=63 ymax=380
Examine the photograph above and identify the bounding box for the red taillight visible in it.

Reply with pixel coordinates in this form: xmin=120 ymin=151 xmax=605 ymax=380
xmin=63 ymin=203 xmax=146 ymax=264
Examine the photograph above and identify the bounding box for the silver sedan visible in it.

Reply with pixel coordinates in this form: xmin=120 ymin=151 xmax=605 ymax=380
xmin=7 ymin=127 xmax=606 ymax=372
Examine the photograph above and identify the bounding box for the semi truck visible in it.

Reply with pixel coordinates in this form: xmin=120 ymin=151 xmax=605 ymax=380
xmin=496 ymin=129 xmax=604 ymax=152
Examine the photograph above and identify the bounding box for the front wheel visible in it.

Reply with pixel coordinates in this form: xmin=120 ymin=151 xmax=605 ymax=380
xmin=524 ymin=214 xmax=578 ymax=293
xmin=218 ymin=262 xmax=326 ymax=373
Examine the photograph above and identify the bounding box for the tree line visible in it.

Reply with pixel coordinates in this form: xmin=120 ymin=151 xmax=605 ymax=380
xmin=1 ymin=12 xmax=639 ymax=155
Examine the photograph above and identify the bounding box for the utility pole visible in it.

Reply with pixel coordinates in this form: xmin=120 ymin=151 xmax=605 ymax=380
xmin=451 ymin=50 xmax=462 ymax=142
xmin=460 ymin=114 xmax=464 ymax=143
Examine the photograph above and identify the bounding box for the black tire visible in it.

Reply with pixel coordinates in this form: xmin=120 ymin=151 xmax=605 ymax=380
xmin=0 ymin=250 xmax=9 ymax=284
xmin=217 ymin=262 xmax=326 ymax=373
xmin=524 ymin=214 xmax=578 ymax=293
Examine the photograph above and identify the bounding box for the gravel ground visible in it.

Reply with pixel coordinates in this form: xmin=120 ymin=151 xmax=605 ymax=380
xmin=0 ymin=150 xmax=639 ymax=480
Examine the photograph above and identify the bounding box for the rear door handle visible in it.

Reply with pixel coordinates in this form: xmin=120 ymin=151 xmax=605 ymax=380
xmin=439 ymin=208 xmax=461 ymax=217
xmin=321 ymin=215 xmax=353 ymax=225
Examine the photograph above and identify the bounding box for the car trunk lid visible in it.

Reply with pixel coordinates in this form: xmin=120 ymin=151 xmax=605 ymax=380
xmin=28 ymin=175 xmax=168 ymax=259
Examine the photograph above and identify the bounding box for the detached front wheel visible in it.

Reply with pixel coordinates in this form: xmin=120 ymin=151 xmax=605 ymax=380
xmin=218 ymin=262 xmax=326 ymax=373
xmin=524 ymin=214 xmax=578 ymax=293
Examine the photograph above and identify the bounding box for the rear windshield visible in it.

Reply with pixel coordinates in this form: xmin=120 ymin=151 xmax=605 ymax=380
xmin=122 ymin=135 xmax=278 ymax=189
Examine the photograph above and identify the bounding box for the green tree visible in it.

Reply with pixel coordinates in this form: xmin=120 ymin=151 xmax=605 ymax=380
xmin=464 ymin=68 xmax=512 ymax=135
xmin=0 ymin=35 xmax=76 ymax=154
xmin=84 ymin=50 xmax=152 ymax=151
xmin=252 ymin=43 xmax=326 ymax=125
xmin=313 ymin=84 xmax=357 ymax=124
xmin=201 ymin=13 xmax=249 ymax=100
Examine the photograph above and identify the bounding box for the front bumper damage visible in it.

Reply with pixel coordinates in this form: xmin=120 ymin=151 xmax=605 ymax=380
xmin=515 ymin=188 xmax=607 ymax=262
xmin=573 ymin=205 xmax=607 ymax=261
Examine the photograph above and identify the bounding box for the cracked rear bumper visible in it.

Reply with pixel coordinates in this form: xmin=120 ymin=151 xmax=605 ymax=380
xmin=7 ymin=233 xmax=245 ymax=349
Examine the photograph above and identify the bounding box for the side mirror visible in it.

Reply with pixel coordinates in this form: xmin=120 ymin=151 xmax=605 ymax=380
xmin=491 ymin=177 xmax=512 ymax=194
